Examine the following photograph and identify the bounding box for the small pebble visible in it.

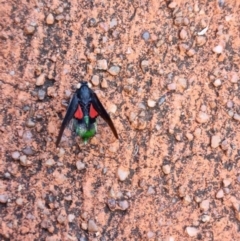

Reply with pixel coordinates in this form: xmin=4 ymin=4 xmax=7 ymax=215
xmin=230 ymin=72 xmax=239 ymax=83
xmin=108 ymin=66 xmax=120 ymax=76
xmin=200 ymin=199 xmax=210 ymax=211
xmin=118 ymin=200 xmax=129 ymax=210
xmin=232 ymin=201 xmax=240 ymax=212
xmin=89 ymin=18 xmax=97 ymax=27
xmin=196 ymin=111 xmax=209 ymax=123
xmin=162 ymin=165 xmax=171 ymax=174
xmin=41 ymin=219 xmax=52 ymax=229
xmin=91 ymin=75 xmax=100 ymax=86
xmin=178 ymin=186 xmax=186 ymax=197
xmin=174 ymin=17 xmax=183 ymax=26
xmin=55 ymin=6 xmax=64 ymax=14
xmin=179 ymin=29 xmax=187 ymax=40
xmin=55 ymin=14 xmax=64 ymax=21
xmin=195 ymin=196 xmax=202 ymax=203
xmin=24 ymin=25 xmax=35 ymax=34
xmin=213 ymin=79 xmax=222 ymax=87
xmin=186 ymin=133 xmax=193 ymax=141
xmin=12 ymin=151 xmax=20 ymax=160
xmin=233 ymin=113 xmax=240 ymax=121
xmin=16 ymin=198 xmax=23 ymax=206
xmin=196 ymin=36 xmax=207 ymax=46
xmin=76 ymin=161 xmax=86 ymax=170
xmin=57 ymin=211 xmax=67 ymax=224
xmin=147 ymin=99 xmax=156 ymax=108
xmin=147 ymin=186 xmax=156 ymax=195
xmin=117 ymin=166 xmax=130 ymax=181
xmin=201 ymin=215 xmax=211 ymax=223
xmin=0 ymin=194 xmax=8 ymax=203
xmin=226 ymin=101 xmax=233 ymax=109
xmin=212 ymin=45 xmax=223 ymax=54
xmin=224 ymin=187 xmax=230 ymax=194
xmin=223 ymin=178 xmax=232 ymax=187
xmin=211 ymin=135 xmax=221 ymax=148
xmin=110 ymin=18 xmax=117 ymax=28
xmin=109 ymin=104 xmax=117 ymax=114
xmin=140 ymin=60 xmax=149 ymax=73
xmin=183 ymin=195 xmax=192 ymax=205
xmin=81 ymin=222 xmax=88 ymax=230
xmin=26 ymin=119 xmax=35 ymax=128
xmin=187 ymin=48 xmax=195 ymax=57
xmin=46 ymin=159 xmax=55 ymax=166
xmin=221 ymin=140 xmax=228 ymax=151
xmin=142 ymin=31 xmax=150 ymax=40
xmin=4 ymin=172 xmax=11 ymax=179
xmin=36 ymin=73 xmax=45 ymax=86
xmin=158 ymin=96 xmax=166 ymax=106
xmin=101 ymin=79 xmax=108 ymax=88
xmin=46 ymin=14 xmax=54 ymax=25
xmin=38 ymin=89 xmax=46 ymax=100
xmin=88 ymin=220 xmax=98 ymax=232
xmin=216 ymin=189 xmax=224 ymax=199
xmin=68 ymin=214 xmax=75 ymax=222
xmin=186 ymin=227 xmax=198 ymax=237
xmin=19 ymin=155 xmax=32 ymax=166
xmin=99 ymin=22 xmax=109 ymax=32
xmin=183 ymin=17 xmax=189 ymax=26
xmin=168 ymin=1 xmax=177 ymax=8
xmin=177 ymin=78 xmax=187 ymax=90
xmin=96 ymin=59 xmax=108 ymax=70
xmin=147 ymin=231 xmax=155 ymax=239
xmin=22 ymin=146 xmax=34 ymax=156
xmin=167 ymin=83 xmax=176 ymax=90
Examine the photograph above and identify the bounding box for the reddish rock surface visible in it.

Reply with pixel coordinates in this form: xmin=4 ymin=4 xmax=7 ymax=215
xmin=1 ymin=0 xmax=240 ymax=240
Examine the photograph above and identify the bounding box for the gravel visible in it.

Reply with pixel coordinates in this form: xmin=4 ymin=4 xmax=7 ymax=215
xmin=185 ymin=227 xmax=198 ymax=237
xmin=162 ymin=164 xmax=171 ymax=174
xmin=96 ymin=59 xmax=108 ymax=70
xmin=212 ymin=45 xmax=223 ymax=54
xmin=142 ymin=31 xmax=150 ymax=40
xmin=108 ymin=66 xmax=120 ymax=76
xmin=117 ymin=166 xmax=130 ymax=181
xmin=200 ymin=199 xmax=210 ymax=211
xmin=88 ymin=219 xmax=98 ymax=232
xmin=147 ymin=99 xmax=156 ymax=108
xmin=0 ymin=194 xmax=8 ymax=203
xmin=26 ymin=119 xmax=36 ymax=128
xmin=91 ymin=75 xmax=100 ymax=86
xmin=36 ymin=73 xmax=45 ymax=86
xmin=76 ymin=161 xmax=86 ymax=170
xmin=211 ymin=135 xmax=221 ymax=148
xmin=223 ymin=178 xmax=232 ymax=187
xmin=22 ymin=146 xmax=34 ymax=156
xmin=38 ymin=89 xmax=46 ymax=100
xmin=46 ymin=14 xmax=54 ymax=25
xmin=24 ymin=25 xmax=35 ymax=34
xmin=196 ymin=112 xmax=210 ymax=123
xmin=118 ymin=200 xmax=129 ymax=210
xmin=12 ymin=151 xmax=20 ymax=160
xmin=216 ymin=189 xmax=224 ymax=199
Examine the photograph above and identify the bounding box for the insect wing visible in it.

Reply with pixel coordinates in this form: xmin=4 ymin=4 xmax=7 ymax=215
xmin=91 ymin=91 xmax=118 ymax=139
xmin=56 ymin=93 xmax=79 ymax=146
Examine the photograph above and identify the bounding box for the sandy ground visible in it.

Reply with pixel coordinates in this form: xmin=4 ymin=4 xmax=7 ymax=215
xmin=1 ymin=0 xmax=240 ymax=240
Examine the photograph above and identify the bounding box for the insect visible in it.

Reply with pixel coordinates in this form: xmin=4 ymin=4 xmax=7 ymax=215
xmin=56 ymin=82 xmax=118 ymax=147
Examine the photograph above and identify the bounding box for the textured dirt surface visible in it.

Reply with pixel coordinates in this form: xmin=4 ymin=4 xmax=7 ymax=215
xmin=1 ymin=0 xmax=240 ymax=240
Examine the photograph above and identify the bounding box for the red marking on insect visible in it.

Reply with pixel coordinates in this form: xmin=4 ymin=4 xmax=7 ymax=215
xmin=89 ymin=104 xmax=98 ymax=118
xmin=74 ymin=105 xmax=83 ymax=119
